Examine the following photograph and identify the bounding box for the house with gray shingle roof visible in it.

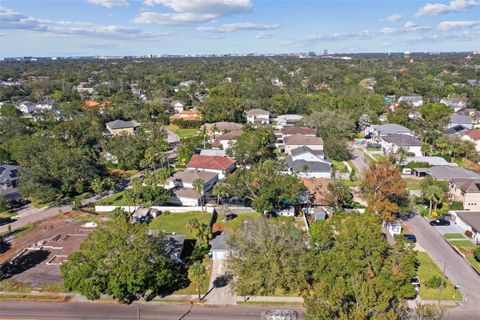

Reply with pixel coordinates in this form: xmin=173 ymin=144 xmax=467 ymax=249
xmin=380 ymin=134 xmax=423 ymax=157
xmin=449 ymin=113 xmax=473 ymax=130
xmin=106 ymin=120 xmax=140 ymax=136
xmin=450 ymin=179 xmax=480 ymax=211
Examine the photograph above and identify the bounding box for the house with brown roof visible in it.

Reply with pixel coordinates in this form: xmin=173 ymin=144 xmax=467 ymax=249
xmin=166 ymin=170 xmax=219 ymax=206
xmin=450 ymin=179 xmax=480 ymax=211
xmin=201 ymin=122 xmax=243 ymax=134
xmin=284 ymin=134 xmax=324 ymax=154
xmin=281 ymin=126 xmax=316 ymax=139
xmin=461 ymin=129 xmax=480 ymax=152
xmin=106 ymin=120 xmax=140 ymax=136
xmin=169 ymin=108 xmax=202 ymax=122
xmin=187 ymin=155 xmax=236 ymax=179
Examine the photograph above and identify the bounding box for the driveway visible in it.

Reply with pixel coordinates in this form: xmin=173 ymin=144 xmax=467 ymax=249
xmin=403 ymin=214 xmax=480 ymax=314
xmin=205 ymin=259 xmax=236 ymax=305
xmin=350 ymin=144 xmax=369 ymax=173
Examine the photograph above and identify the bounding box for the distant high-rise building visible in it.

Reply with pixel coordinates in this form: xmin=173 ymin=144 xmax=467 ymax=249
xmin=308 ymin=51 xmax=316 ymax=57
xmin=323 ymin=49 xmax=328 ymax=56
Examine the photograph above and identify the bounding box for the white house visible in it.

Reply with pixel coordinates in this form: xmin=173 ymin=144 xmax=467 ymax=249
xmin=212 ymin=130 xmax=242 ymax=150
xmin=171 ymin=188 xmax=204 ymax=206
xmin=366 ymin=124 xmax=412 ymax=138
xmin=460 ymin=129 xmax=480 ymax=152
xmin=398 ymin=96 xmax=424 ymax=107
xmin=440 ymin=98 xmax=469 ymax=112
xmin=380 ymin=134 xmax=423 ymax=157
xmin=285 ymin=146 xmax=332 ymax=179
xmin=246 ymin=109 xmax=270 ymax=124
xmin=449 ymin=114 xmax=473 ymax=130
xmin=15 ymin=101 xmax=53 ymax=114
xmin=450 ymin=211 xmax=480 ymax=242
xmin=165 ymin=170 xmax=218 ymax=191
xmin=284 ymin=134 xmax=324 ymax=154
xmin=170 ymin=100 xmax=185 ymax=114
xmin=209 ymin=232 xmax=231 ymax=260
xmin=275 ymin=114 xmax=304 ymax=128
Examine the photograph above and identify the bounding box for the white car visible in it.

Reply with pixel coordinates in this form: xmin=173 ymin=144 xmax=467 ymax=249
xmin=260 ymin=309 xmax=298 ymax=320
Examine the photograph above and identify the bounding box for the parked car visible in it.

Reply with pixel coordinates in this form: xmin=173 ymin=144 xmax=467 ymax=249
xmin=260 ymin=310 xmax=298 ymax=320
xmin=0 ymin=217 xmax=14 ymax=226
xmin=429 ymin=219 xmax=450 ymax=226
xmin=403 ymin=234 xmax=417 ymax=243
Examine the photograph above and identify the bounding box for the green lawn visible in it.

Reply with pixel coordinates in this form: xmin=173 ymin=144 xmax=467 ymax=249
xmin=443 ymin=233 xmax=465 ymax=239
xmin=466 ymin=256 xmax=480 ymax=272
xmin=372 ymin=154 xmax=384 ymax=160
xmin=449 ymin=240 xmax=475 ymax=248
xmin=332 ymin=160 xmax=348 ymax=173
xmin=220 ymin=214 xmax=298 ymax=232
xmin=347 ymin=160 xmax=357 ymax=172
xmin=148 ymin=211 xmax=212 ymax=238
xmin=168 ymin=125 xmax=198 ymax=138
xmin=95 ymin=191 xmax=131 ymax=206
xmin=417 ymin=252 xmax=462 ymax=301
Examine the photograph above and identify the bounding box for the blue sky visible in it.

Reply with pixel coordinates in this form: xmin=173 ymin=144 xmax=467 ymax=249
xmin=1 ymin=0 xmax=479 ymax=57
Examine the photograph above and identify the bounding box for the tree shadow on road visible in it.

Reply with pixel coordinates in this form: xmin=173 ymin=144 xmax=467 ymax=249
xmin=0 ymin=239 xmax=11 ymax=254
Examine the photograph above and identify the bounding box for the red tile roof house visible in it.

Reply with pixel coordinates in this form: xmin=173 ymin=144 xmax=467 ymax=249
xmin=187 ymin=155 xmax=236 ymax=179
xmin=461 ymin=129 xmax=480 ymax=152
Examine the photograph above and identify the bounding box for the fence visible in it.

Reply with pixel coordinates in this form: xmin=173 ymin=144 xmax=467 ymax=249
xmin=95 ymin=205 xmax=215 ymax=213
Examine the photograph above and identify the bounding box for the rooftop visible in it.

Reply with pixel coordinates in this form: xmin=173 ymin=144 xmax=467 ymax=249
xmin=450 ymin=179 xmax=480 ymax=193
xmin=210 ymin=232 xmax=229 ymax=251
xmin=106 ymin=119 xmax=140 ymax=130
xmin=201 ymin=122 xmax=243 ymax=132
xmin=281 ymin=126 xmax=316 ymax=135
xmin=284 ymin=134 xmax=324 ymax=145
xmin=382 ymin=134 xmax=423 ymax=146
xmin=286 ymin=158 xmax=331 ymax=173
xmin=450 ymin=114 xmax=473 ymax=124
xmin=415 ymin=166 xmax=480 ymax=180
xmin=290 ymin=146 xmax=325 ymax=157
xmin=174 ymin=188 xmax=201 ymax=200
xmin=215 ymin=130 xmax=243 ymax=141
xmin=461 ymin=129 xmax=480 ymax=140
xmin=372 ymin=124 xmax=411 ymax=135
xmin=172 ymin=170 xmax=218 ymax=184
xmin=456 ymin=211 xmax=480 ymax=231
xmin=187 ymin=155 xmax=236 ymax=171
xmin=405 ymin=156 xmax=453 ymax=166
xmin=246 ymin=108 xmax=270 ymax=116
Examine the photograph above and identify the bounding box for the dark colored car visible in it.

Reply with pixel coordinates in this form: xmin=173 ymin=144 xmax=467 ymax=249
xmin=429 ymin=219 xmax=450 ymax=226
xmin=0 ymin=217 xmax=14 ymax=226
xmin=403 ymin=234 xmax=417 ymax=243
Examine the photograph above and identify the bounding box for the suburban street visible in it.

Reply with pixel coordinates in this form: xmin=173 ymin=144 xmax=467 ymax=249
xmin=404 ymin=214 xmax=480 ymax=317
xmin=0 ymin=301 xmax=305 ymax=320
xmin=350 ymin=144 xmax=368 ymax=172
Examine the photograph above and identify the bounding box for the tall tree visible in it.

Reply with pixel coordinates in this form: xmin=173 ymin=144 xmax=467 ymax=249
xmin=227 ymin=125 xmax=275 ymax=165
xmin=361 ymin=158 xmax=408 ymax=221
xmin=188 ymin=261 xmax=208 ymax=301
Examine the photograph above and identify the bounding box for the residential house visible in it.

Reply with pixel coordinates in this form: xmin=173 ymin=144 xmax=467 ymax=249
xmin=166 ymin=170 xmax=218 ymax=191
xmin=398 ymin=96 xmax=424 ymax=107
xmin=403 ymin=156 xmax=454 ymax=167
xmin=169 ymin=108 xmax=202 ymax=122
xmin=15 ymin=101 xmax=54 ymax=114
xmin=450 ymin=179 xmax=480 ymax=211
xmin=460 ymin=129 xmax=480 ymax=152
xmin=284 ymin=134 xmax=324 ymax=154
xmin=179 ymin=80 xmax=197 ymax=88
xmin=456 ymin=109 xmax=480 ymax=125
xmin=366 ymin=124 xmax=412 ymax=138
xmin=106 ymin=120 xmax=140 ymax=136
xmin=275 ymin=114 xmax=304 ymax=128
xmin=284 ymin=146 xmax=331 ymax=178
xmin=446 ymin=124 xmax=470 ymax=136
xmin=440 ymin=98 xmax=469 ymax=112
xmin=170 ymin=100 xmax=185 ymax=114
xmin=172 ymin=188 xmax=204 ymax=207
xmin=246 ymin=109 xmax=270 ymax=124
xmin=164 ymin=235 xmax=186 ymax=262
xmin=209 ymin=232 xmax=230 ymax=260
xmin=187 ymin=155 xmax=236 ymax=179
xmin=281 ymin=126 xmax=316 ymax=139
xmin=0 ymin=164 xmax=20 ymax=199
xmin=380 ymin=134 xmax=423 ymax=157
xmin=450 ymin=211 xmax=480 ymax=242
xmin=414 ymin=166 xmax=480 ymax=180
xmin=165 ymin=129 xmax=180 ymax=148
xmin=467 ymin=80 xmax=479 ymax=86
xmin=212 ymin=130 xmax=242 ymax=150
xmin=449 ymin=113 xmax=473 ymax=130
xmin=200 ymin=149 xmax=227 ymax=157
xmin=201 ymin=122 xmax=243 ymax=134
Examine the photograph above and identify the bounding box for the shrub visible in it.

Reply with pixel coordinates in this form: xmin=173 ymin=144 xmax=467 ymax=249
xmin=426 ymin=276 xmax=445 ymax=289
xmin=465 ymin=230 xmax=473 ymax=238
xmin=474 ymin=247 xmax=480 ymax=263
xmin=449 ymin=201 xmax=463 ymax=211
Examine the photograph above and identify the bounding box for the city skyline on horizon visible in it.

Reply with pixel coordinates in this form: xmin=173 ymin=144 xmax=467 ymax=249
xmin=1 ymin=0 xmax=480 ymax=57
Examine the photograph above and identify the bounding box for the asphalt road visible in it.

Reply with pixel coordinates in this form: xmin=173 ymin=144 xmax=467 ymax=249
xmin=0 ymin=301 xmax=305 ymax=320
xmin=350 ymin=145 xmax=368 ymax=173
xmin=403 ymin=214 xmax=480 ymax=318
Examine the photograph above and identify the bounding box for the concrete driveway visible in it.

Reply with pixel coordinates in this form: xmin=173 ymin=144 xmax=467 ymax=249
xmin=205 ymin=259 xmax=236 ymax=305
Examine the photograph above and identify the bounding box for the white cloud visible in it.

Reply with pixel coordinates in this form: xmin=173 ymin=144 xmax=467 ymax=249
xmin=385 ymin=13 xmax=402 ymax=22
xmin=0 ymin=6 xmax=167 ymax=39
xmin=197 ymin=22 xmax=279 ymax=33
xmin=415 ymin=0 xmax=479 ymax=17
xmin=256 ymin=32 xmax=275 ymax=39
xmin=404 ymin=21 xmax=431 ymax=31
xmin=87 ymin=0 xmax=129 ymax=8
xmin=438 ymin=20 xmax=480 ymax=30
xmin=134 ymin=0 xmax=252 ymax=25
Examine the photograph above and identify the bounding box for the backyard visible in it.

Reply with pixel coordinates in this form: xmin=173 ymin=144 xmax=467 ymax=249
xmin=167 ymin=125 xmax=198 ymax=138
xmin=148 ymin=211 xmax=212 ymax=239
xmin=417 ymin=252 xmax=462 ymax=301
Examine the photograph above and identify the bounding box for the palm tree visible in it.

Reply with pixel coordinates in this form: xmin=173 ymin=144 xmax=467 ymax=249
xmin=422 ymin=185 xmax=444 ymax=216
xmin=421 ymin=144 xmax=432 ymax=156
xmin=91 ymin=178 xmax=104 ymax=195
xmin=188 ymin=261 xmax=207 ymax=301
xmin=192 ymin=178 xmax=205 ymax=212
xmin=212 ymin=182 xmax=229 ymax=207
